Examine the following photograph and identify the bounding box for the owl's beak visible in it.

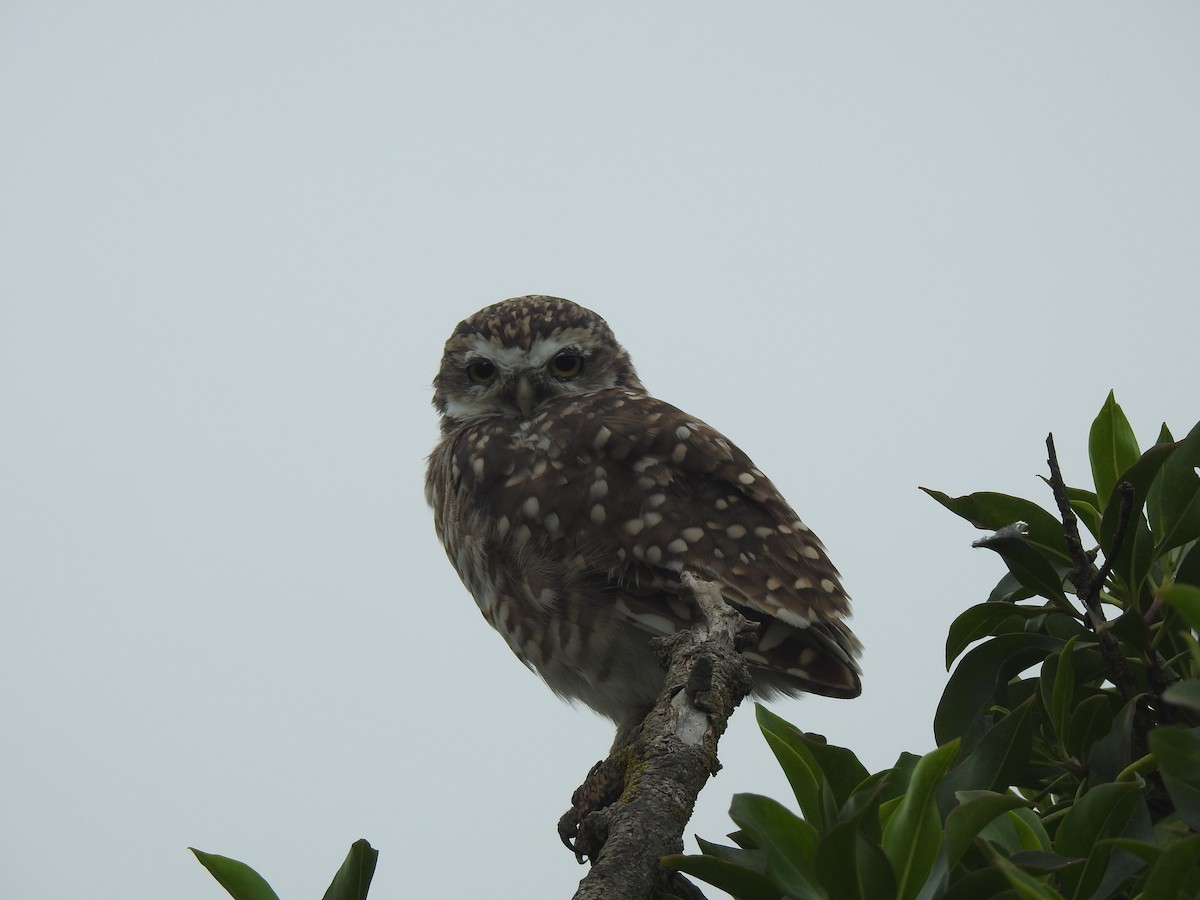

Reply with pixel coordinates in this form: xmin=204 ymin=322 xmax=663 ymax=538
xmin=515 ymin=375 xmax=535 ymax=418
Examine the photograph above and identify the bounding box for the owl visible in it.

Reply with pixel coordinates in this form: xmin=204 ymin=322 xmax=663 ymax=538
xmin=426 ymin=296 xmax=861 ymax=739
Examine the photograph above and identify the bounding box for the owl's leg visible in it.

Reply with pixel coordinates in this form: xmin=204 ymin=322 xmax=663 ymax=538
xmin=556 ymin=719 xmax=643 ymax=862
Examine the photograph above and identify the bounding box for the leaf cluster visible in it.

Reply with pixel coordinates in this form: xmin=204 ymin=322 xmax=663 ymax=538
xmin=667 ymin=393 xmax=1200 ymax=899
xmin=190 ymin=839 xmax=377 ymax=900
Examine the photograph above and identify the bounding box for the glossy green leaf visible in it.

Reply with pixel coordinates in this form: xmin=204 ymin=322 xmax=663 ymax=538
xmin=1156 ymin=420 xmax=1200 ymax=554
xmin=881 ymin=741 xmax=959 ymax=900
xmin=1054 ymin=781 xmax=1141 ymax=898
xmin=1149 ymin=726 xmax=1200 ymax=830
xmin=1163 ymin=679 xmax=1200 ymax=714
xmin=944 ymin=791 xmax=1029 ymax=869
xmin=322 ymin=840 xmax=377 ymax=900
xmin=1061 ymin=485 xmax=1102 ymax=542
xmin=971 ymin=534 xmax=1069 ymax=606
xmin=796 ymin=734 xmax=871 ymax=812
xmin=1086 ymin=697 xmax=1139 ymax=785
xmin=833 ymin=772 xmax=890 ymax=844
xmin=911 ymin=791 xmax=1031 ymax=900
xmin=934 ymin=633 xmax=1063 ymax=749
xmin=1065 ymin=694 xmax=1115 ymax=763
xmin=939 ymin=864 xmax=1017 ymax=900
xmin=944 ymin=603 xmax=1049 ymax=669
xmin=729 ymin=793 xmax=824 ymax=899
xmin=190 ymin=849 xmax=281 ymax=900
xmin=975 ymin=808 xmax=1053 ymax=856
xmin=1104 ymin=511 xmax=1157 ymax=609
xmin=814 ymin=821 xmax=896 ymax=900
xmin=755 ymin=706 xmax=869 ymax=829
xmin=1147 ymin=426 xmax=1178 ymax=537
xmin=1139 ymin=834 xmax=1200 ymax=899
xmin=694 ymin=836 xmax=767 ymax=871
xmin=1098 ymin=440 xmax=1177 ymax=553
xmin=993 ymin=855 xmax=1066 ymax=899
xmin=1089 ymin=391 xmax=1140 ymax=513
xmin=756 ymin=706 xmax=825 ymax=829
xmin=986 ymin=570 xmax=1035 ymax=604
xmin=939 ymin=698 xmax=1034 ymax=805
xmin=1159 ymin=583 xmax=1200 ymax=632
xmin=662 ymin=853 xmax=779 ymax=900
xmin=1174 ymin=542 xmax=1200 ymax=589
xmin=921 ymin=489 xmax=1071 ymax=563
xmin=1042 ymin=637 xmax=1081 ymax=748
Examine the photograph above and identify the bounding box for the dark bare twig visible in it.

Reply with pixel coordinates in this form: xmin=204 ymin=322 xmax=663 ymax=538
xmin=1043 ymin=434 xmax=1174 ymax=815
xmin=1044 ymin=435 xmax=1134 ymax=668
xmin=1046 ymin=434 xmax=1090 ymax=579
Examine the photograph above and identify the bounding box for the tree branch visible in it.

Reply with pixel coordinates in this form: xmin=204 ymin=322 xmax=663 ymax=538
xmin=1043 ymin=434 xmax=1174 ymax=814
xmin=565 ymin=571 xmax=757 ymax=900
xmin=1045 ymin=434 xmax=1139 ymax=699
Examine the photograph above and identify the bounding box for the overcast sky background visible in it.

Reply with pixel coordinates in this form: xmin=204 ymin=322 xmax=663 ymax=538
xmin=2 ymin=4 xmax=1198 ymax=899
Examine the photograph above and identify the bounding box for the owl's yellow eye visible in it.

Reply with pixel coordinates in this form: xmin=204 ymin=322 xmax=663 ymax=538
xmin=466 ymin=360 xmax=496 ymax=384
xmin=548 ymin=352 xmax=584 ymax=379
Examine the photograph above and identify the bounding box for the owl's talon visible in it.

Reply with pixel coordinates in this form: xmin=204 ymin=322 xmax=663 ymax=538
xmin=558 ymin=755 xmax=626 ymax=862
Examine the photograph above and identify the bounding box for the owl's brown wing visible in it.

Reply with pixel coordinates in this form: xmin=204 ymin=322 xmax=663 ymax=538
xmin=544 ymin=389 xmax=861 ymax=699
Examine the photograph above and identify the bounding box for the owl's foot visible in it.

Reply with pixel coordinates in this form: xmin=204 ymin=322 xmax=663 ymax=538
xmin=557 ymin=754 xmax=627 ymax=863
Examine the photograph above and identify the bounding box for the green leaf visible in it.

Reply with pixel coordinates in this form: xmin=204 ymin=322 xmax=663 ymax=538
xmin=1086 ymin=697 xmax=1139 ymax=784
xmin=943 ymin=792 xmax=1029 ymax=869
xmin=939 ymin=697 xmax=1035 ymax=805
xmin=1156 ymin=420 xmax=1200 ymax=555
xmin=322 ymin=840 xmax=377 ymax=900
xmin=1061 ymin=486 xmax=1102 ymax=542
xmin=1159 ymin=583 xmax=1200 ymax=632
xmin=1098 ymin=440 xmax=1177 ymax=554
xmin=944 ymin=603 xmax=1049 ymax=669
xmin=1147 ymin=424 xmax=1178 ymax=537
xmin=992 ymin=808 xmax=1053 ymax=854
xmin=1174 ymin=542 xmax=1200 ymax=590
xmin=1163 ymin=679 xmax=1200 ymax=714
xmin=754 ymin=706 xmax=869 ymax=830
xmin=1089 ymin=391 xmax=1141 ymax=513
xmin=1105 ymin=511 xmax=1157 ymax=610
xmin=756 ymin=706 xmax=826 ymax=829
xmin=662 ymin=853 xmax=779 ymax=900
xmin=939 ymin=864 xmax=1020 ymax=900
xmin=729 ymin=793 xmax=825 ymax=899
xmin=189 ymin=849 xmax=281 ymax=900
xmin=921 ymin=488 xmax=1071 ymax=563
xmin=881 ymin=741 xmax=960 ymax=900
xmin=992 ymin=854 xmax=1066 ymax=899
xmin=694 ymin=836 xmax=767 ymax=872
xmin=1149 ymin=726 xmax=1200 ymax=830
xmin=1065 ymin=694 xmax=1115 ymax=763
xmin=1139 ymin=834 xmax=1200 ymax=899
xmin=911 ymin=791 xmax=1033 ymax=900
xmin=970 ymin=534 xmax=1070 ymax=606
xmin=814 ymin=821 xmax=896 ymax=900
xmin=798 ymin=735 xmax=871 ymax=812
xmin=987 ymin=570 xmax=1035 ymax=604
xmin=934 ymin=633 xmax=1064 ymax=749
xmin=1044 ymin=638 xmax=1075 ymax=750
xmin=1054 ymin=781 xmax=1142 ymax=899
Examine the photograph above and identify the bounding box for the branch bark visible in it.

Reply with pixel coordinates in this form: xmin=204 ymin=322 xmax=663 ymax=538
xmin=567 ymin=571 xmax=757 ymax=900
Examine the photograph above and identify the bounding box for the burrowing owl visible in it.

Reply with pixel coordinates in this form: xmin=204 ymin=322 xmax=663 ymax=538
xmin=426 ymin=296 xmax=860 ymax=737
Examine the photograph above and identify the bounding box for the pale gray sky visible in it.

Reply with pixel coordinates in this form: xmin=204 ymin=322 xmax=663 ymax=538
xmin=2 ymin=3 xmax=1197 ymax=898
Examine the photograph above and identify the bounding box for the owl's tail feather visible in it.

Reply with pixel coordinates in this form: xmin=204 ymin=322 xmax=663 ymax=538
xmin=741 ymin=614 xmax=863 ymax=700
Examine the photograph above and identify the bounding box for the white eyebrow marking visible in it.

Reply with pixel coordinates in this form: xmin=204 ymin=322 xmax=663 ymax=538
xmin=462 ymin=334 xmax=587 ymax=370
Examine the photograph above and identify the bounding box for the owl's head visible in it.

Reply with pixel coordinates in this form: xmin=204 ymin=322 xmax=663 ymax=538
xmin=433 ymin=295 xmax=645 ymax=425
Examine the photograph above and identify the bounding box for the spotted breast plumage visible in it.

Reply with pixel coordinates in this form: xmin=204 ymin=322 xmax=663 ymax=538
xmin=426 ymin=296 xmax=861 ymax=737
